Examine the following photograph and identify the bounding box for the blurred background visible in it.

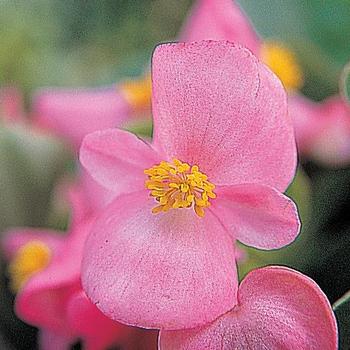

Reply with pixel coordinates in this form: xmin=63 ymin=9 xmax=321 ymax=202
xmin=0 ymin=0 xmax=350 ymax=349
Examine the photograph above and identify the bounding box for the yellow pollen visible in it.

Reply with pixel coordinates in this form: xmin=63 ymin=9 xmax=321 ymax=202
xmin=120 ymin=74 xmax=152 ymax=112
xmin=261 ymin=41 xmax=304 ymax=91
xmin=8 ymin=240 xmax=52 ymax=292
xmin=144 ymin=159 xmax=216 ymax=217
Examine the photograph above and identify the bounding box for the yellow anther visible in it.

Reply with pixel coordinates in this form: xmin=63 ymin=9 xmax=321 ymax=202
xmin=261 ymin=41 xmax=304 ymax=91
xmin=144 ymin=159 xmax=216 ymax=217
xmin=8 ymin=240 xmax=51 ymax=292
xmin=120 ymin=74 xmax=152 ymax=112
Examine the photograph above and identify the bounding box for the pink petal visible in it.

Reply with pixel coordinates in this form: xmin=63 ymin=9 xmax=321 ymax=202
xmin=82 ymin=190 xmax=238 ymax=330
xmin=180 ymin=0 xmax=260 ymax=55
xmin=152 ymin=41 xmax=296 ymax=192
xmin=211 ymin=184 xmax=300 ymax=249
xmin=67 ymin=290 xmax=133 ymax=350
xmin=39 ymin=329 xmax=75 ymax=350
xmin=160 ymin=266 xmax=338 ymax=349
xmin=79 ymin=168 xmax=115 ymax=214
xmin=33 ymin=87 xmax=131 ymax=150
xmin=80 ymin=128 xmax=161 ymax=194
xmin=1 ymin=228 xmax=64 ymax=260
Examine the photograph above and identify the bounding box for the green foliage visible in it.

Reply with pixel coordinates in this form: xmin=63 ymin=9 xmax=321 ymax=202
xmin=334 ymin=291 xmax=350 ymax=349
xmin=340 ymin=62 xmax=350 ymax=105
xmin=0 ymin=123 xmax=70 ymax=232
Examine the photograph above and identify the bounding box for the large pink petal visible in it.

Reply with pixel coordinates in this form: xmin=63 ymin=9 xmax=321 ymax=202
xmin=160 ymin=266 xmax=338 ymax=350
xmin=67 ymin=290 xmax=132 ymax=350
xmin=33 ymin=87 xmax=131 ymax=150
xmin=211 ymin=184 xmax=300 ymax=249
xmin=180 ymin=0 xmax=260 ymax=55
xmin=80 ymin=128 xmax=162 ymax=194
xmin=82 ymin=190 xmax=238 ymax=330
xmin=152 ymin=41 xmax=296 ymax=192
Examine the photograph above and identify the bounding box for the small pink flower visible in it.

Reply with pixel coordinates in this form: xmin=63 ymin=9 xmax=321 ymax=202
xmin=159 ymin=266 xmax=338 ymax=350
xmin=33 ymin=87 xmax=131 ymax=150
xmin=80 ymin=41 xmax=300 ymax=330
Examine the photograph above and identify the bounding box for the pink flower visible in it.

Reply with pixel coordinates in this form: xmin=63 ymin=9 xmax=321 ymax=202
xmin=33 ymin=87 xmax=131 ymax=150
xmin=80 ymin=41 xmax=300 ymax=330
xmin=2 ymin=182 xmax=157 ymax=349
xmin=159 ymin=266 xmax=338 ymax=349
xmin=0 ymin=87 xmax=25 ymax=123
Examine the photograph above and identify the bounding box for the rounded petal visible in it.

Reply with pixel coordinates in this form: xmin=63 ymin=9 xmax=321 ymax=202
xmin=152 ymin=41 xmax=296 ymax=192
xmin=160 ymin=266 xmax=338 ymax=350
xmin=33 ymin=87 xmax=131 ymax=149
xmin=211 ymin=184 xmax=300 ymax=249
xmin=180 ymin=0 xmax=261 ymax=55
xmin=82 ymin=190 xmax=238 ymax=330
xmin=67 ymin=290 xmax=132 ymax=350
xmin=80 ymin=128 xmax=161 ymax=194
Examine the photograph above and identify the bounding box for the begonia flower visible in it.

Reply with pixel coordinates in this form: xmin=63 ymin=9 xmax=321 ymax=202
xmin=2 ymin=181 xmax=156 ymax=349
xmin=159 ymin=266 xmax=338 ymax=349
xmin=80 ymin=40 xmax=300 ymax=330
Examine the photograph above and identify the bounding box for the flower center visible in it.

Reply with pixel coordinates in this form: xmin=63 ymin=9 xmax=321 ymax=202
xmin=120 ymin=74 xmax=152 ymax=112
xmin=144 ymin=159 xmax=216 ymax=217
xmin=8 ymin=240 xmax=52 ymax=292
xmin=261 ymin=41 xmax=304 ymax=91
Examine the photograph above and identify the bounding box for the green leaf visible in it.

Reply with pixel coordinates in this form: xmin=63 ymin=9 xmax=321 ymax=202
xmin=0 ymin=123 xmax=71 ymax=232
xmin=334 ymin=291 xmax=350 ymax=349
xmin=340 ymin=62 xmax=350 ymax=105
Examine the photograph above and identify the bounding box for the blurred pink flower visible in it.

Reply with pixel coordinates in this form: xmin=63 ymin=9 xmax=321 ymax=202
xmin=291 ymin=95 xmax=350 ymax=166
xmin=33 ymin=87 xmax=131 ymax=150
xmin=159 ymin=266 xmax=338 ymax=349
xmin=180 ymin=0 xmax=260 ymax=55
xmin=0 ymin=87 xmax=25 ymax=123
xmin=79 ymin=41 xmax=299 ymax=330
xmin=2 ymin=181 xmax=157 ymax=349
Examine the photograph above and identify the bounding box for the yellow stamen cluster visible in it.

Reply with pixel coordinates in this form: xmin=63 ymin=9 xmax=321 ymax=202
xmin=8 ymin=241 xmax=51 ymax=292
xmin=144 ymin=159 xmax=216 ymax=217
xmin=120 ymin=74 xmax=152 ymax=112
xmin=261 ymin=41 xmax=304 ymax=91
